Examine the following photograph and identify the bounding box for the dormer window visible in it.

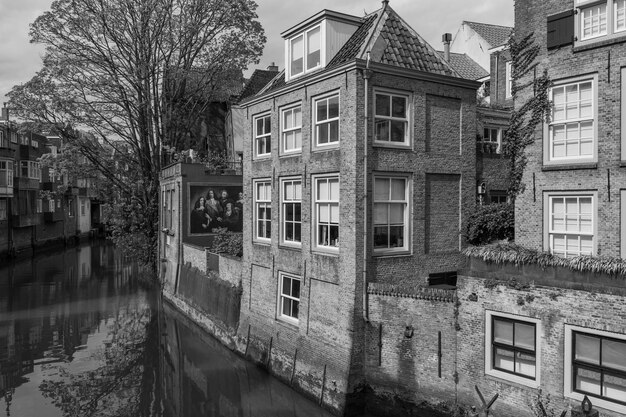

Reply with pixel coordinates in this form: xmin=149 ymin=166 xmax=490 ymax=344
xmin=289 ymin=25 xmax=322 ymax=78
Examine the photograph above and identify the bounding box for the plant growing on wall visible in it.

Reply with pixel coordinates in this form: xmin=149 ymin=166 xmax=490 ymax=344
xmin=502 ymin=33 xmax=552 ymax=200
xmin=210 ymin=229 xmax=243 ymax=257
xmin=463 ymin=203 xmax=514 ymax=245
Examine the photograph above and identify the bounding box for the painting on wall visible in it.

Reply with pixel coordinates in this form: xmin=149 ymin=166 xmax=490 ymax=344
xmin=189 ymin=184 xmax=243 ymax=235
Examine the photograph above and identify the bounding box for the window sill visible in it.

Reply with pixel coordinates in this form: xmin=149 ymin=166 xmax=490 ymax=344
xmin=373 ymin=249 xmax=412 ymax=258
xmin=574 ymin=33 xmax=626 ymax=52
xmin=253 ymin=155 xmax=272 ymax=161
xmin=276 ymin=316 xmax=300 ymax=330
xmin=542 ymin=162 xmax=597 ymax=171
xmin=311 ymin=248 xmax=339 ymax=257
xmin=253 ymin=239 xmax=271 ymax=247
xmin=373 ymin=142 xmax=412 ymax=150
xmin=485 ymin=370 xmax=539 ymax=389
xmin=279 ymin=151 xmax=302 ymax=158
xmin=312 ymin=144 xmax=340 ymax=153
xmin=279 ymin=243 xmax=302 ymax=251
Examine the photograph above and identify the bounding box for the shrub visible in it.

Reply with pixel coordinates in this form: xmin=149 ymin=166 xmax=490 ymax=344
xmin=210 ymin=229 xmax=243 ymax=257
xmin=463 ymin=203 xmax=514 ymax=245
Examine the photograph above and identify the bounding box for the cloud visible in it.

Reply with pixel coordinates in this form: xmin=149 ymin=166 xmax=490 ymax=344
xmin=0 ymin=0 xmax=514 ymax=102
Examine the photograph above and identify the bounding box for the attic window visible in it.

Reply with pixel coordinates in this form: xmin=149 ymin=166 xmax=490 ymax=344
xmin=289 ymin=25 xmax=322 ymax=79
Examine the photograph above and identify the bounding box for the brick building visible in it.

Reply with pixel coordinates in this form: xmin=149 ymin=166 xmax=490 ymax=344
xmin=234 ymin=2 xmax=479 ymax=413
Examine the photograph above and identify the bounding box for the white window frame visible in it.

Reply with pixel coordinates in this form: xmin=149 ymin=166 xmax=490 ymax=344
xmin=0 ymin=160 xmax=13 ymax=189
xmin=564 ymin=324 xmax=626 ymax=414
xmin=68 ymin=198 xmax=75 ymax=217
xmin=80 ymin=199 xmax=86 ymax=216
xmin=313 ymin=173 xmax=339 ymax=253
xmin=253 ymin=179 xmax=272 ymax=243
xmin=36 ymin=199 xmax=43 ymax=214
xmin=286 ymin=23 xmax=324 ymax=81
xmin=505 ymin=61 xmax=513 ymax=99
xmin=20 ymin=135 xmax=29 ymax=146
xmin=277 ymin=272 xmax=301 ymax=325
xmin=253 ymin=113 xmax=271 ymax=159
xmin=575 ymin=0 xmax=626 ymax=44
xmin=0 ymin=131 xmax=5 ymax=148
xmin=544 ymin=74 xmax=598 ymax=165
xmin=48 ymin=199 xmax=55 ymax=213
xmin=373 ymin=89 xmax=411 ymax=147
xmin=372 ymin=174 xmax=410 ymax=255
xmin=313 ymin=92 xmax=340 ymax=149
xmin=280 ymin=177 xmax=302 ymax=247
xmin=544 ymin=191 xmax=596 ymax=257
xmin=482 ymin=126 xmax=503 ymax=154
xmin=280 ymin=104 xmax=302 ymax=155
xmin=485 ymin=311 xmax=541 ymax=388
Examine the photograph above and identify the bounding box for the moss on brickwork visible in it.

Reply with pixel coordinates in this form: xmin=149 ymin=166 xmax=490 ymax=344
xmin=464 ymin=242 xmax=626 ymax=277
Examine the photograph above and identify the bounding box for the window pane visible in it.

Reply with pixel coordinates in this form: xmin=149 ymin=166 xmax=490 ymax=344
xmin=291 ymin=35 xmax=303 ymax=75
xmin=292 ymin=279 xmax=300 ymax=299
xmin=329 ymin=120 xmax=339 ymax=142
xmin=603 ymin=339 xmax=626 ymax=372
xmin=283 ymin=277 xmax=291 ymax=296
xmin=292 ymin=299 xmax=299 ymax=318
xmin=376 ymin=94 xmax=390 ymax=116
xmin=319 ymin=205 xmax=329 ymax=222
xmin=374 ymin=178 xmax=389 ymax=200
xmin=390 ymin=121 xmax=405 ymax=142
xmin=389 ymin=225 xmax=404 ymax=247
xmin=494 ymin=319 xmax=514 ymax=345
xmin=389 ymin=204 xmax=404 ymax=223
xmin=494 ymin=347 xmax=515 ymax=372
xmin=376 ymin=120 xmax=390 ymax=141
xmin=604 ymin=373 xmax=626 ymax=402
xmin=390 ymin=179 xmax=405 ymax=200
xmin=373 ymin=204 xmax=388 ymax=224
xmin=294 ymin=107 xmax=302 ymax=126
xmin=391 ymin=96 xmax=406 ymax=118
xmin=576 ymin=334 xmax=601 ymax=364
xmin=330 ymin=204 xmax=339 ymax=223
xmin=328 ymin=179 xmax=339 ymax=200
xmin=576 ymin=367 xmax=602 ymax=395
xmin=317 ymin=99 xmax=327 ymax=121
xmin=515 ymin=352 xmax=536 ymax=377
xmin=318 ymin=179 xmax=328 ymax=200
xmin=328 ymin=96 xmax=339 ymax=119
xmin=307 ymin=27 xmax=321 ymax=70
xmin=514 ymin=323 xmax=535 ymax=350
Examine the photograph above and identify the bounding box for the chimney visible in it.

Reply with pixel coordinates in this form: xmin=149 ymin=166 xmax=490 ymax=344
xmin=1 ymin=103 xmax=8 ymax=121
xmin=442 ymin=33 xmax=452 ymax=61
xmin=267 ymin=62 xmax=278 ymax=72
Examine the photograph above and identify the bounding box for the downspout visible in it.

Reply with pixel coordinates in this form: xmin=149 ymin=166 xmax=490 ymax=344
xmin=175 ymin=181 xmax=182 ymax=293
xmin=362 ymin=52 xmax=372 ymax=322
xmin=494 ymin=53 xmax=499 ymax=102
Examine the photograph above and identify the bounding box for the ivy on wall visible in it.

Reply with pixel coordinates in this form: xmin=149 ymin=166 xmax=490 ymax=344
xmin=503 ymin=33 xmax=552 ymax=199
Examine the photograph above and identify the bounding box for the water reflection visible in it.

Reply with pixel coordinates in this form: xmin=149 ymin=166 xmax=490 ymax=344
xmin=0 ymin=242 xmax=333 ymax=417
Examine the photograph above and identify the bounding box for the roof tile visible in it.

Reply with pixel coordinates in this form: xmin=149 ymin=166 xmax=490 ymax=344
xmin=465 ymin=21 xmax=512 ymax=48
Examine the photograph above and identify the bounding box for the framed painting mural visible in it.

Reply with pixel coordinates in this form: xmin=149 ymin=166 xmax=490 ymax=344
xmin=188 ymin=183 xmax=243 ymax=235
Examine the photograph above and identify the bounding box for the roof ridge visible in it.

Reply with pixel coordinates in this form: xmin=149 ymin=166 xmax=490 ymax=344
xmin=464 ymin=20 xmax=513 ymax=29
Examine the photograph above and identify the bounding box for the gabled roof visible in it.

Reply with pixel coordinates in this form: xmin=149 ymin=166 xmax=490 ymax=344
xmin=237 ymin=69 xmax=280 ymax=101
xmin=464 ymin=21 xmax=512 ymax=48
xmin=247 ymin=3 xmax=463 ymax=100
xmin=436 ymin=52 xmax=488 ymax=81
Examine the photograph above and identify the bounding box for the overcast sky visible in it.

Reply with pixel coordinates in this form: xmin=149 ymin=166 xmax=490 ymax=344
xmin=0 ymin=0 xmax=513 ymax=104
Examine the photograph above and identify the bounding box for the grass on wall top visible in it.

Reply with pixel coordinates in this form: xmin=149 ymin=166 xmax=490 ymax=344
xmin=463 ymin=242 xmax=626 ymax=278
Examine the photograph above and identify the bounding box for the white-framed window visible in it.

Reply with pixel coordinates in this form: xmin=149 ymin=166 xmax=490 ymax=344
xmin=482 ymin=127 xmax=502 ymax=153
xmin=313 ymin=174 xmax=339 ymax=251
xmin=20 ymin=135 xmax=29 ymax=146
xmin=48 ymin=199 xmax=55 ymax=213
xmin=288 ymin=24 xmax=322 ymax=80
xmin=32 ymin=140 xmax=38 ymax=148
xmin=254 ymin=179 xmax=272 ymax=242
xmin=254 ymin=113 xmax=271 ymax=158
xmin=374 ymin=90 xmax=410 ymax=146
xmin=0 ymin=131 xmax=5 ymax=148
xmin=281 ymin=105 xmax=302 ymax=154
xmin=280 ymin=177 xmax=302 ymax=246
xmin=546 ymin=75 xmax=597 ymax=164
xmin=505 ymin=61 xmax=513 ymax=98
xmin=576 ymin=0 xmax=626 ymax=43
xmin=20 ymin=161 xmax=41 ymax=180
xmin=278 ymin=272 xmax=301 ymax=324
xmin=80 ymin=199 xmax=86 ymax=216
xmin=68 ymin=198 xmax=74 ymax=217
xmin=373 ymin=175 xmax=409 ymax=254
xmin=49 ymin=145 xmax=58 ymax=156
xmin=10 ymin=132 xmax=17 ymax=143
xmin=485 ymin=311 xmax=541 ymax=388
xmin=0 ymin=160 xmax=13 ymax=188
xmin=314 ymin=93 xmax=339 ymax=148
xmin=564 ymin=325 xmax=626 ymax=413
xmin=545 ymin=192 xmax=595 ymax=257
xmin=36 ymin=199 xmax=43 ymax=214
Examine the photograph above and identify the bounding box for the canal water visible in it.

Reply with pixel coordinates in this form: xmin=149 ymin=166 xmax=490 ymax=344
xmin=0 ymin=242 xmax=334 ymax=417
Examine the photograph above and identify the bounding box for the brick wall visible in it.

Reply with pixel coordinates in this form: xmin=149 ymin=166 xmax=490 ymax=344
xmin=457 ymin=258 xmax=626 ymax=417
xmin=514 ymin=0 xmax=626 ymax=257
xmin=365 ymin=286 xmax=457 ymax=414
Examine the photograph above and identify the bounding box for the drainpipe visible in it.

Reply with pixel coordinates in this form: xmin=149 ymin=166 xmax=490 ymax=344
xmin=362 ymin=52 xmax=372 ymax=323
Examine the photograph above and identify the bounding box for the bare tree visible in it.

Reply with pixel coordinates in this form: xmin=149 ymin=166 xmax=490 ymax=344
xmin=8 ymin=0 xmax=265 ymax=266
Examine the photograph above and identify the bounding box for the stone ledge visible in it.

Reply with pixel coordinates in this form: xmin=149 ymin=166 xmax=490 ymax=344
xmin=368 ymin=283 xmax=455 ymax=302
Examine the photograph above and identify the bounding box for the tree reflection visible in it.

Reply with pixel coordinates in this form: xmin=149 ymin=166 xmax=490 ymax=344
xmin=39 ymin=308 xmax=158 ymax=417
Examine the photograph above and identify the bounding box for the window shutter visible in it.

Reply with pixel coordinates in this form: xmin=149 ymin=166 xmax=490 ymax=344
xmin=547 ymin=10 xmax=575 ymax=49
